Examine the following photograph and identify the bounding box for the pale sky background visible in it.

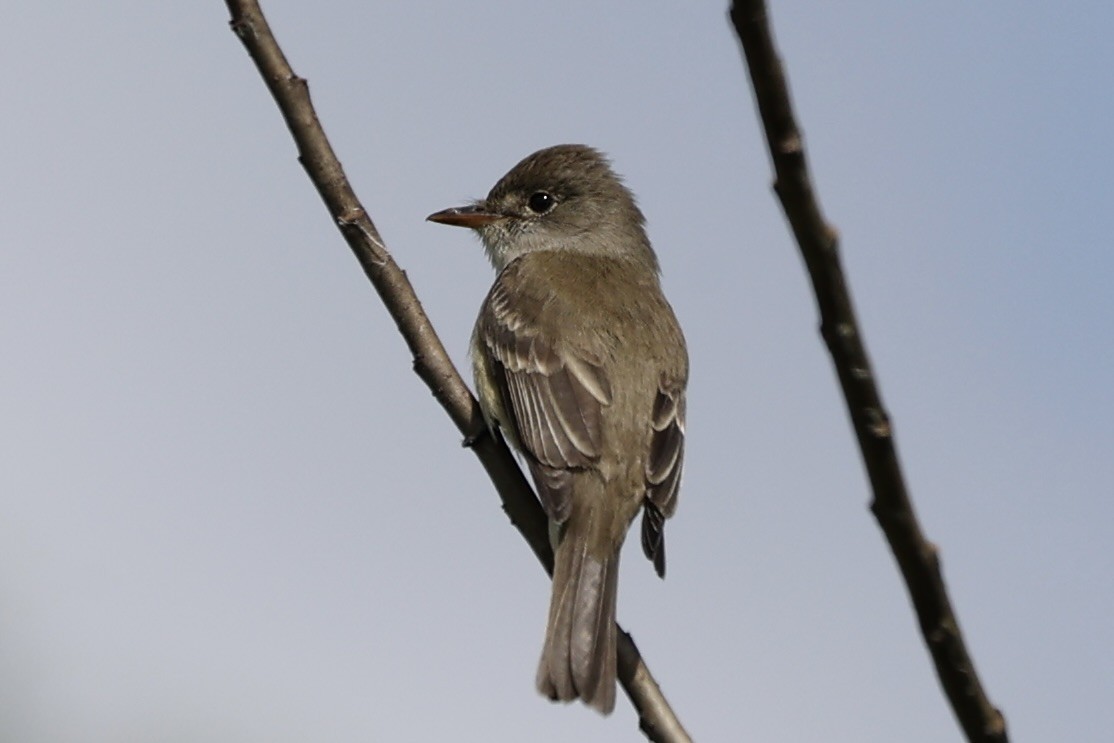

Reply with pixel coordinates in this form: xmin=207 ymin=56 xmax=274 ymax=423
xmin=2 ymin=2 xmax=1111 ymax=741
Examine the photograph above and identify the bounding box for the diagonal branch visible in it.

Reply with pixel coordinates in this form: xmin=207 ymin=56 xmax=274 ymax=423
xmin=728 ymin=2 xmax=1008 ymax=742
xmin=223 ymin=1 xmax=690 ymax=740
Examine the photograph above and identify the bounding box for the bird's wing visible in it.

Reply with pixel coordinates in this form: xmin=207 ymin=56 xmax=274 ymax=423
xmin=477 ymin=278 xmax=612 ymax=524
xmin=641 ymin=375 xmax=686 ymax=577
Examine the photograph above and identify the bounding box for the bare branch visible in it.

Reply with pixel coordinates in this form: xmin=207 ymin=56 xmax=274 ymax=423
xmin=223 ymin=1 xmax=690 ymax=738
xmin=728 ymin=2 xmax=1008 ymax=741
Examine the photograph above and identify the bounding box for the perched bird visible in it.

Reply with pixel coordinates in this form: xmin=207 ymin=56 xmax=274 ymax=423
xmin=428 ymin=144 xmax=687 ymax=714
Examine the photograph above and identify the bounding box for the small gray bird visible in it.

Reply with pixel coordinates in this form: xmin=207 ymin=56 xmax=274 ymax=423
xmin=428 ymin=144 xmax=687 ymax=714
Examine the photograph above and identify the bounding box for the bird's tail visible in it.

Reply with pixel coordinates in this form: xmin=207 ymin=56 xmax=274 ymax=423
xmin=535 ymin=521 xmax=620 ymax=715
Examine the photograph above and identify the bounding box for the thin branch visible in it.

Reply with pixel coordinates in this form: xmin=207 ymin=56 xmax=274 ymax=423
xmin=728 ymin=3 xmax=1008 ymax=742
xmin=223 ymin=1 xmax=690 ymax=739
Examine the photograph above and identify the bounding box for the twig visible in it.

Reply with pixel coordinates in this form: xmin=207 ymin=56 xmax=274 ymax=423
xmin=223 ymin=1 xmax=691 ymax=739
xmin=728 ymin=2 xmax=1008 ymax=741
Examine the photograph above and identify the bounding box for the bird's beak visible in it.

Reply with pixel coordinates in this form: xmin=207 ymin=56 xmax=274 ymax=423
xmin=426 ymin=204 xmax=504 ymax=228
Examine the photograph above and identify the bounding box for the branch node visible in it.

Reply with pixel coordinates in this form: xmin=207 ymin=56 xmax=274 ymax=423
xmin=866 ymin=408 xmax=891 ymax=438
xmin=776 ymin=131 xmax=803 ymax=157
xmin=336 ymin=207 xmax=365 ymax=228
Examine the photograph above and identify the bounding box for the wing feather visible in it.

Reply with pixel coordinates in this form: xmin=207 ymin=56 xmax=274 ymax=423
xmin=641 ymin=378 xmax=686 ymax=577
xmin=477 ymin=274 xmax=608 ymax=523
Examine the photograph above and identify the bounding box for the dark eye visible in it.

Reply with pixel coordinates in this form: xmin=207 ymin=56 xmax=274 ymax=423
xmin=527 ymin=191 xmax=555 ymax=214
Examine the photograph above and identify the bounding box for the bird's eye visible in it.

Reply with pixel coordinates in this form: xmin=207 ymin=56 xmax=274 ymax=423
xmin=527 ymin=191 xmax=556 ymax=214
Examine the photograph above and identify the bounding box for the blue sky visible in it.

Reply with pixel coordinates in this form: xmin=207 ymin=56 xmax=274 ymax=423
xmin=2 ymin=2 xmax=1111 ymax=741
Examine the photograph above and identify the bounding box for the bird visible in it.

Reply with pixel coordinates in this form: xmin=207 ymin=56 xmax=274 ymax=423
xmin=427 ymin=144 xmax=687 ymax=714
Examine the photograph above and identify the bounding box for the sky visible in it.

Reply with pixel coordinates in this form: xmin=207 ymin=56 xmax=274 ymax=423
xmin=2 ymin=2 xmax=1111 ymax=741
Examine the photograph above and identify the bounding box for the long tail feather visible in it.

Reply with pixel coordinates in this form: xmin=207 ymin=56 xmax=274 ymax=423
xmin=536 ymin=534 xmax=619 ymax=714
